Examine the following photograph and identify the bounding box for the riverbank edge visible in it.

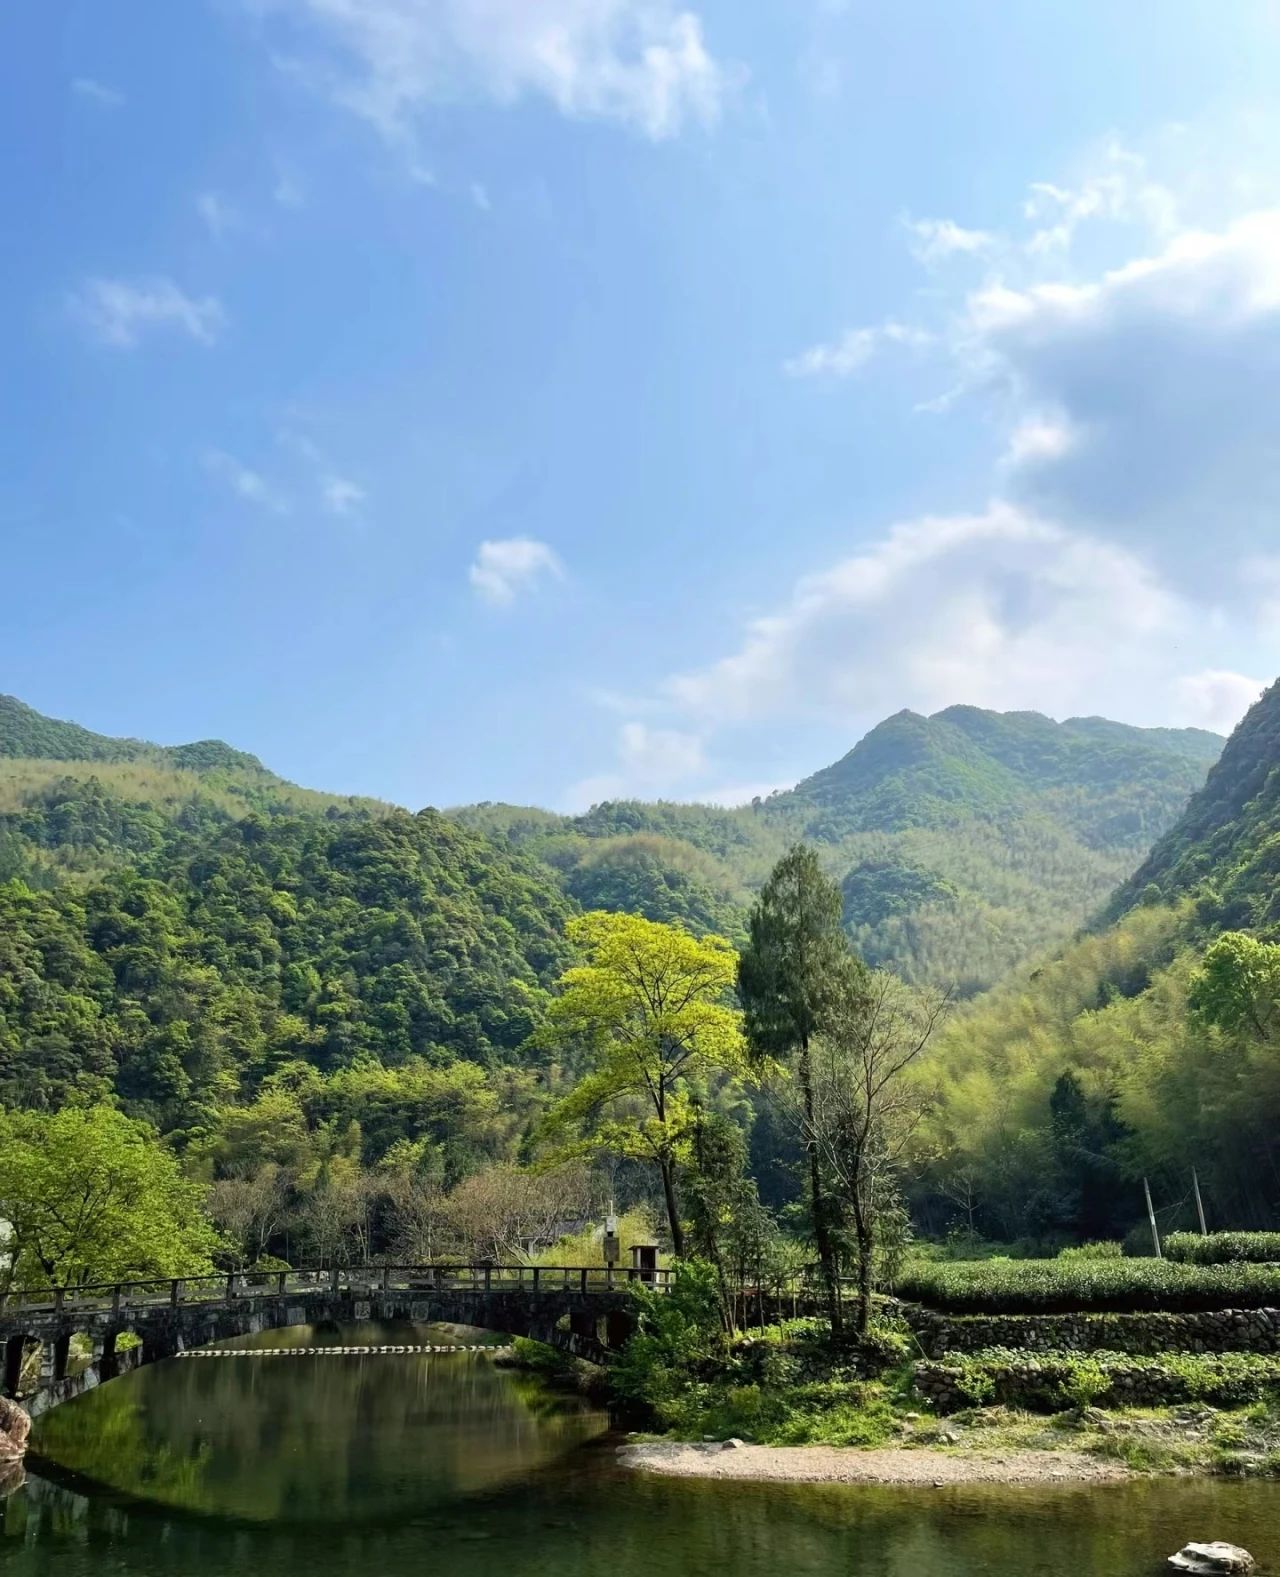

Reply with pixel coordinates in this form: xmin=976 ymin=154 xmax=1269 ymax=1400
xmin=616 ymin=1439 xmax=1133 ymax=1485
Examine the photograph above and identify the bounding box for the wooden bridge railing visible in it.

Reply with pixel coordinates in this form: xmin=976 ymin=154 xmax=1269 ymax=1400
xmin=0 ymin=1263 xmax=694 ymax=1321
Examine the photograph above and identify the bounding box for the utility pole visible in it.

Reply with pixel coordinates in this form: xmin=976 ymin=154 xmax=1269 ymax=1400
xmin=1192 ymin=1167 xmax=1208 ymax=1237
xmin=1144 ymin=1177 xmax=1162 ymax=1259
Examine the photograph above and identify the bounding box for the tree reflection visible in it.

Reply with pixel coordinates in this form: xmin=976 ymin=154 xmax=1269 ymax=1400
xmin=29 ymin=1323 xmax=608 ymax=1525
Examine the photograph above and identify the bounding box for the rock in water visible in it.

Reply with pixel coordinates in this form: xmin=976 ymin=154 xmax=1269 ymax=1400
xmin=0 ymin=1397 xmax=31 ymax=1463
xmin=1169 ymin=1544 xmax=1255 ymax=1574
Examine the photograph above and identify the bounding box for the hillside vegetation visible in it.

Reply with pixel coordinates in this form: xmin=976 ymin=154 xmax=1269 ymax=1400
xmin=0 ymin=808 xmax=574 ymax=1128
xmin=915 ymin=680 xmax=1280 ymax=1242
xmin=0 ymin=695 xmax=390 ymax=886
xmin=457 ymin=706 xmax=1222 ymax=993
xmin=0 ymin=689 xmax=1248 ymax=1280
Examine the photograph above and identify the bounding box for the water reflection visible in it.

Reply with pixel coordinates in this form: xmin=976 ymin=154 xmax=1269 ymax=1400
xmin=3 ymin=1323 xmax=1280 ymax=1577
xmin=24 ymin=1322 xmax=608 ymax=1525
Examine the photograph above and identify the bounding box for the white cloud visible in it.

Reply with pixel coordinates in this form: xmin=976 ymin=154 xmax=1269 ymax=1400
xmin=664 ymin=504 xmax=1184 ymax=729
xmin=276 ymin=429 xmax=367 ymax=517
xmin=1001 ymin=417 xmax=1077 ymax=469
xmin=1173 ymin=670 xmax=1264 ymax=735
xmin=253 ymin=0 xmax=734 ymax=143
xmin=204 ymin=449 xmax=290 ymax=513
xmin=322 ymin=475 xmax=365 ymax=516
xmin=571 ymin=135 xmax=1280 ymax=805
xmin=72 ymin=77 xmax=125 ymax=108
xmin=1022 ymin=143 xmax=1179 ymax=255
xmin=469 ymin=537 xmax=563 ymax=605
xmin=619 ymin=720 xmax=705 ymax=779
xmin=71 ymin=277 xmax=226 ymax=349
xmin=196 ymin=192 xmax=240 ymax=241
xmin=972 ymin=209 xmax=1280 ymax=588
xmin=904 ymin=216 xmax=993 ymax=265
xmin=785 ymin=320 xmax=931 ymax=379
xmin=565 ymin=721 xmax=707 ymax=808
xmin=566 ymin=503 xmax=1212 ymax=806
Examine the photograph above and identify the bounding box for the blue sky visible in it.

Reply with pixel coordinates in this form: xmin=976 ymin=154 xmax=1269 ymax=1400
xmin=4 ymin=2 xmax=1280 ymax=811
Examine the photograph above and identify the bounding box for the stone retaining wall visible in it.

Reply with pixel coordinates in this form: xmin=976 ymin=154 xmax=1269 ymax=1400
xmin=914 ymin=1352 xmax=1280 ymax=1414
xmin=904 ymin=1305 xmax=1280 ymax=1357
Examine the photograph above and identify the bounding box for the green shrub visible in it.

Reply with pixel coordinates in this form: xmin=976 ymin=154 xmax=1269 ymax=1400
xmin=1165 ymin=1233 xmax=1280 ymax=1266
xmin=688 ymin=1377 xmax=899 ymax=1447
xmin=1061 ymin=1356 xmax=1110 ymax=1410
xmin=610 ymin=1259 xmax=726 ymax=1420
xmin=1057 ymin=1241 xmax=1123 ymax=1262
xmin=894 ymin=1257 xmax=1280 ymax=1314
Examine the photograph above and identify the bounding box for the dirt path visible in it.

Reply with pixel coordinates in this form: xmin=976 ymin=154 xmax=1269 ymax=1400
xmin=617 ymin=1439 xmax=1130 ymax=1485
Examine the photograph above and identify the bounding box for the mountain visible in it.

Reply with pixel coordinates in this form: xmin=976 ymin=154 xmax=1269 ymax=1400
xmin=0 ymin=695 xmax=389 ymax=886
xmin=0 ymin=698 xmax=580 ymax=1139
xmin=781 ymin=706 xmax=1222 ymax=844
xmin=1104 ymin=677 xmax=1280 ymax=929
xmin=916 ymin=678 xmax=1280 ymax=1242
xmin=0 ymin=694 xmax=270 ymax=776
xmin=456 ymin=707 xmax=1224 ymax=995
xmin=0 ymin=690 xmax=1234 ymax=1220
xmin=4 ymin=696 xmax=1218 ymax=981
xmin=0 ymin=805 xmax=576 ymax=1130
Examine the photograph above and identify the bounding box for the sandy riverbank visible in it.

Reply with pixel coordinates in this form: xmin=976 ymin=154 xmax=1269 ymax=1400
xmin=616 ymin=1439 xmax=1131 ymax=1486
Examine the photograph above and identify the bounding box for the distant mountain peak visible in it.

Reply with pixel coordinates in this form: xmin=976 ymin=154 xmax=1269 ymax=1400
xmin=0 ymin=694 xmax=271 ymax=777
xmin=774 ymin=705 xmax=1223 ymax=834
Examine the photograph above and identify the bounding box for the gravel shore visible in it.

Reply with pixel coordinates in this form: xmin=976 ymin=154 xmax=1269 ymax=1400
xmin=616 ymin=1440 xmax=1131 ymax=1485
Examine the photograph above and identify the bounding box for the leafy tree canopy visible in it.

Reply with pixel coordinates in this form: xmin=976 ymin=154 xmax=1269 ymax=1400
xmin=0 ymin=1105 xmax=222 ymax=1288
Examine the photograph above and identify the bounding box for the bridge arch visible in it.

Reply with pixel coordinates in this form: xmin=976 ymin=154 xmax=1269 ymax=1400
xmin=0 ymin=1267 xmax=649 ymax=1419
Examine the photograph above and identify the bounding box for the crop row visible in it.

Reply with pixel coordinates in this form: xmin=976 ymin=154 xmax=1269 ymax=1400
xmin=893 ymin=1257 xmax=1280 ymax=1314
xmin=1164 ymin=1232 xmax=1280 ymax=1266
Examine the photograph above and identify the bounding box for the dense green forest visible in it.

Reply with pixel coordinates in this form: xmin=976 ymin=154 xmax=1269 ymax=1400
xmin=914 ymin=679 xmax=1280 ymax=1244
xmin=1 ymin=688 xmax=1271 ymax=1297
xmin=0 ymin=694 xmax=391 ymax=887
xmin=455 ymin=706 xmax=1222 ymax=993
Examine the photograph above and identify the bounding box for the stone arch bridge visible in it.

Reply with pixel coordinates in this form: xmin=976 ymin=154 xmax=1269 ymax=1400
xmin=0 ymin=1265 xmax=675 ymax=1420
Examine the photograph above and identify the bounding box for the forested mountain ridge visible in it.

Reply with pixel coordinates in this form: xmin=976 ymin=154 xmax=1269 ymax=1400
xmin=0 ymin=690 xmax=1227 ymax=1127
xmin=1104 ymin=677 xmax=1280 ymax=928
xmin=0 ymin=695 xmax=391 ymax=886
xmin=0 ymin=693 xmax=271 ymax=775
xmin=0 ymin=689 xmax=1242 ymax=1284
xmin=780 ymin=706 xmax=1222 ymax=846
xmin=1 ymin=806 xmax=576 ymax=1143
xmin=456 ymin=707 xmax=1224 ymax=995
xmin=917 ymin=676 xmax=1280 ymax=1242
xmin=0 ymin=700 xmax=577 ymax=1161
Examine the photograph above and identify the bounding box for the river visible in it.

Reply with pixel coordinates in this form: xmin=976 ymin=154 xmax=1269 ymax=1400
xmin=2 ymin=1321 xmax=1278 ymax=1575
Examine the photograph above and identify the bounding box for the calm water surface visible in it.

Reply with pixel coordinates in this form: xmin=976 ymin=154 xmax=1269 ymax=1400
xmin=3 ymin=1321 xmax=1279 ymax=1576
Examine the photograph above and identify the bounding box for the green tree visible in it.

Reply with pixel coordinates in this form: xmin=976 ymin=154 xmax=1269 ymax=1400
xmin=540 ymin=912 xmax=745 ymax=1256
xmin=805 ymin=973 xmax=948 ymax=1331
xmin=1191 ymin=932 xmax=1280 ymax=1041
xmin=737 ymin=845 xmax=868 ymax=1330
xmin=0 ymin=1105 xmax=222 ymax=1289
xmin=683 ymin=1108 xmax=770 ymax=1327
